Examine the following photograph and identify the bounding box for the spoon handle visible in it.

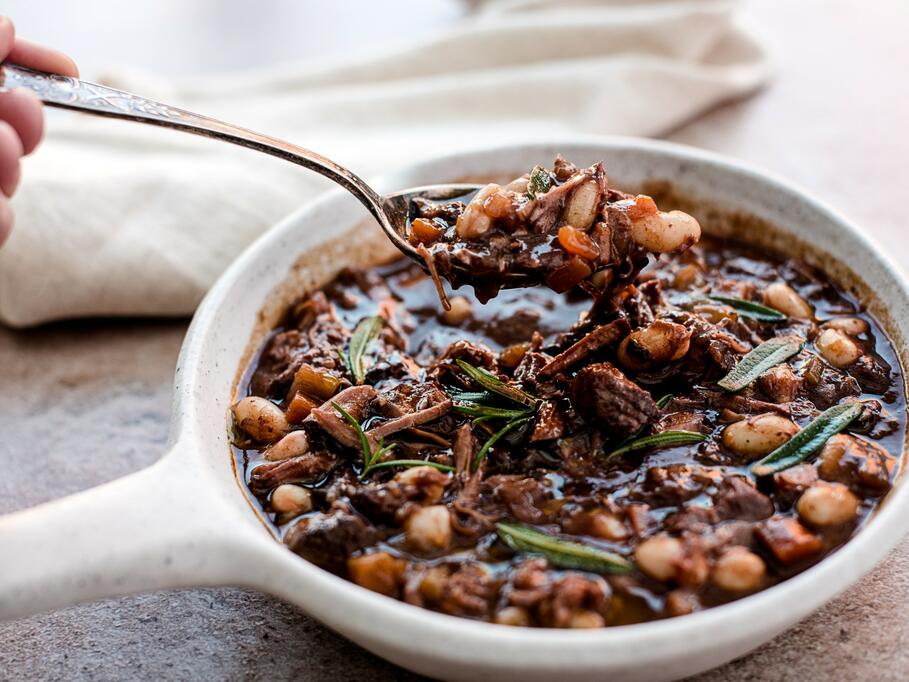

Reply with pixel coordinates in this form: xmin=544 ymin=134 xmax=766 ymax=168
xmin=0 ymin=62 xmax=390 ymax=230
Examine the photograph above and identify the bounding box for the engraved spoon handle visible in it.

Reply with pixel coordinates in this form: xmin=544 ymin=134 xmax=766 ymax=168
xmin=0 ymin=63 xmax=396 ymax=236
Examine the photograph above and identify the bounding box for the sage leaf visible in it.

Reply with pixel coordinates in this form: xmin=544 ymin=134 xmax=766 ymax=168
xmin=496 ymin=522 xmax=633 ymax=574
xmin=455 ymin=359 xmax=538 ymax=408
xmin=709 ymin=295 xmax=787 ymax=322
xmin=717 ymin=336 xmax=803 ymax=392
xmin=348 ymin=316 xmax=384 ymax=385
xmin=608 ymin=430 xmax=706 ymax=460
xmin=751 ymin=402 xmax=863 ymax=477
xmin=527 ymin=166 xmax=553 ymax=200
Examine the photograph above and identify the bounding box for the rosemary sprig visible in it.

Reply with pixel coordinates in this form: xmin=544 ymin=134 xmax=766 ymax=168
xmin=347 ymin=316 xmax=384 ymax=385
xmin=708 ymin=295 xmax=787 ymax=322
xmin=455 ymin=360 xmax=538 ymax=408
xmin=454 ymin=404 xmax=533 ymax=421
xmin=717 ymin=336 xmax=803 ymax=392
xmin=751 ymin=402 xmax=863 ymax=477
xmin=473 ymin=416 xmax=531 ymax=470
xmin=607 ymin=430 xmax=706 ymax=460
xmin=446 ymin=388 xmax=494 ymax=403
xmin=527 ymin=165 xmax=552 ymax=200
xmin=656 ymin=393 xmax=674 ymax=409
xmin=496 ymin=522 xmax=633 ymax=574
xmin=331 ymin=402 xmax=453 ymax=478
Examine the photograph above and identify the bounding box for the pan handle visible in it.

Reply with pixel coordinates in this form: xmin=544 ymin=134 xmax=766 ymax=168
xmin=0 ymin=444 xmax=254 ymax=620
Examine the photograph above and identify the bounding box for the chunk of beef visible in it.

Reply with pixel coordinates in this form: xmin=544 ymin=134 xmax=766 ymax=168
xmin=848 ymin=355 xmax=891 ymax=393
xmin=538 ymin=319 xmax=629 ymax=378
xmin=569 ymin=362 xmax=658 ymax=437
xmin=530 ymin=401 xmax=566 ymax=442
xmin=436 ymin=563 xmax=502 ymax=618
xmin=249 ymin=451 xmax=338 ymax=494
xmin=489 ymin=475 xmax=553 ymax=524
xmin=284 ymin=510 xmax=379 ymax=574
xmin=757 ymin=364 xmax=802 ymax=403
xmin=640 ymin=464 xmax=718 ymax=506
xmin=818 ymin=434 xmax=893 ymax=495
xmin=755 ymin=517 xmax=822 ymax=566
xmin=803 ymin=366 xmax=861 ymax=409
xmin=773 ymin=464 xmax=818 ymax=507
xmin=307 ymin=385 xmax=377 ymax=448
xmin=712 ymin=476 xmax=774 ymax=521
xmin=346 ymin=467 xmax=451 ymax=524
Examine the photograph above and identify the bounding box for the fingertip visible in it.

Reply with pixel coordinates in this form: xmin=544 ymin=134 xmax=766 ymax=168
xmin=0 ymin=89 xmax=44 ymax=154
xmin=8 ymin=39 xmax=79 ymax=78
xmin=0 ymin=120 xmax=22 ymax=197
xmin=0 ymin=16 xmax=14 ymax=61
xmin=0 ymin=196 xmax=12 ymax=249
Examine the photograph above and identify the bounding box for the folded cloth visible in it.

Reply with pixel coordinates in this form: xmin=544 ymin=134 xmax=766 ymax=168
xmin=1 ymin=0 xmax=769 ymax=327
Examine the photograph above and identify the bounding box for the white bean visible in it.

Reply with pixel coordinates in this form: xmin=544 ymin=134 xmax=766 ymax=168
xmin=455 ymin=184 xmax=498 ymax=239
xmin=721 ymin=413 xmax=799 ymax=458
xmin=569 ymin=611 xmax=605 ymax=629
xmin=271 ymin=484 xmax=313 ymax=515
xmin=821 ymin=317 xmax=869 ymax=336
xmin=711 ymin=547 xmax=766 ymax=592
xmin=233 ymin=396 xmax=289 ymax=443
xmin=815 ymin=328 xmax=862 ymax=368
xmin=394 ymin=466 xmax=450 ymax=504
xmin=797 ymin=482 xmax=859 ymax=526
xmin=405 ymin=505 xmax=452 ymax=552
xmin=264 ymin=430 xmax=310 ymax=461
xmin=562 ymin=180 xmax=600 ymax=230
xmin=495 ymin=606 xmax=531 ymax=626
xmin=442 ymin=296 xmax=472 ymax=325
xmin=589 ymin=512 xmax=629 ymax=541
xmin=630 ymin=210 xmax=701 ymax=253
xmin=634 ymin=535 xmax=682 ymax=582
xmin=763 ymin=282 xmax=813 ymax=320
xmin=617 ymin=320 xmax=691 ymax=370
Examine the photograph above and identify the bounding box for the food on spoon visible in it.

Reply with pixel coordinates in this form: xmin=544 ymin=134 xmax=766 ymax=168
xmin=409 ymin=156 xmax=701 ymax=303
xmin=230 ymin=163 xmax=903 ymax=629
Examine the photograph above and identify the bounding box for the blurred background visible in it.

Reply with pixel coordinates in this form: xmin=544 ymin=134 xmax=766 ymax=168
xmin=7 ymin=0 xmax=465 ymax=76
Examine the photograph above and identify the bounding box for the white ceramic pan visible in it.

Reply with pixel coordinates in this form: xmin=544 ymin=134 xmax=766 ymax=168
xmin=1 ymin=138 xmax=907 ymax=682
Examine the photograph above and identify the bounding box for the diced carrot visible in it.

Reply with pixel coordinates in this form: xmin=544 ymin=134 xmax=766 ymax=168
xmin=557 ymin=225 xmax=600 ymax=261
xmin=285 ymin=392 xmax=319 ymax=424
xmin=409 ymin=218 xmax=444 ymax=245
xmin=626 ymin=194 xmax=659 ymax=221
xmin=755 ymin=517 xmax=822 ymax=565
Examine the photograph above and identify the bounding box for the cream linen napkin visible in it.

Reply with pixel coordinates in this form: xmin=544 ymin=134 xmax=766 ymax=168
xmin=0 ymin=0 xmax=769 ymax=327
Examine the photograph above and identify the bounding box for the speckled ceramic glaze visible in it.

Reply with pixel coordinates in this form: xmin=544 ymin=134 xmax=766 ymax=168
xmin=1 ymin=138 xmax=907 ymax=682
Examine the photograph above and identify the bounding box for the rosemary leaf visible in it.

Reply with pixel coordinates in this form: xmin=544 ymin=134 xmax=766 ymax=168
xmin=717 ymin=336 xmax=804 ymax=392
xmin=455 ymin=359 xmax=538 ymax=408
xmin=709 ymin=295 xmax=787 ymax=322
xmin=454 ymin=404 xmax=532 ymax=421
xmin=348 ymin=316 xmax=384 ymax=385
xmin=332 ymin=401 xmax=373 ymax=469
xmin=368 ymin=459 xmax=456 ymax=473
xmin=751 ymin=402 xmax=863 ymax=477
xmin=527 ymin=166 xmax=552 ymax=200
xmin=445 ymin=387 xmax=494 ymax=404
xmin=496 ymin=522 xmax=633 ymax=574
xmin=608 ymin=430 xmax=706 ymax=460
xmin=655 ymin=393 xmax=674 ymax=409
xmin=473 ymin=416 xmax=531 ymax=470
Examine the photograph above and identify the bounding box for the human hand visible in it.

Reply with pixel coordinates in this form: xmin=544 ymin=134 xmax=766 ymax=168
xmin=0 ymin=16 xmax=78 ymax=246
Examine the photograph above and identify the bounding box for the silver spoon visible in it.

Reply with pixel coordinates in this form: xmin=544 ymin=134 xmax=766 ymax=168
xmin=0 ymin=63 xmax=523 ymax=288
